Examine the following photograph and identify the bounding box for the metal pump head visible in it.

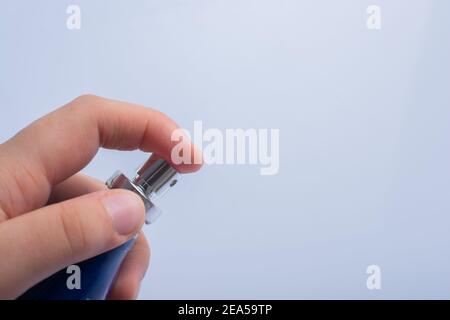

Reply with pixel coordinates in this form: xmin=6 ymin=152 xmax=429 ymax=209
xmin=106 ymin=156 xmax=181 ymax=224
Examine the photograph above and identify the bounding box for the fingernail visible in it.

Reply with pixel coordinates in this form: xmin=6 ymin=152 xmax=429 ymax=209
xmin=102 ymin=192 xmax=144 ymax=235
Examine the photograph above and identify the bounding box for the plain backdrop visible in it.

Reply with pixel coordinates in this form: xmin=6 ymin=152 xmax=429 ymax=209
xmin=1 ymin=0 xmax=450 ymax=299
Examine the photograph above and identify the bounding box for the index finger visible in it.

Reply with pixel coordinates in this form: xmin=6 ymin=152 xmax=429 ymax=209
xmin=0 ymin=95 xmax=201 ymax=215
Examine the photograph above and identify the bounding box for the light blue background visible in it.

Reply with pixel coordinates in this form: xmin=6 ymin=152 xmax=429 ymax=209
xmin=1 ymin=1 xmax=450 ymax=299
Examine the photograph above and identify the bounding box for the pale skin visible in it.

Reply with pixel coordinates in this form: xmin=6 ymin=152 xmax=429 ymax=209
xmin=0 ymin=95 xmax=202 ymax=299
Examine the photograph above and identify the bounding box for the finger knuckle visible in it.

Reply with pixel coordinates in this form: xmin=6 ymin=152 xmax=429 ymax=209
xmin=75 ymin=94 xmax=102 ymax=105
xmin=58 ymin=199 xmax=120 ymax=257
xmin=58 ymin=202 xmax=88 ymax=257
xmin=69 ymin=94 xmax=106 ymax=116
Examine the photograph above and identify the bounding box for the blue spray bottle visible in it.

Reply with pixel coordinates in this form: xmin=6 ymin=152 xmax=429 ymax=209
xmin=18 ymin=157 xmax=180 ymax=300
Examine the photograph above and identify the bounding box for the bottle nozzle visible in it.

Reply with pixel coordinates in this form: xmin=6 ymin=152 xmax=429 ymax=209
xmin=106 ymin=156 xmax=181 ymax=224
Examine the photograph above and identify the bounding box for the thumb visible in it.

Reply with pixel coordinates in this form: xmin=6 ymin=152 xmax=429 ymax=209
xmin=0 ymin=189 xmax=145 ymax=299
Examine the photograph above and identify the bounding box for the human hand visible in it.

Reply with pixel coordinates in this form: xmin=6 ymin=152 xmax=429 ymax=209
xmin=0 ymin=95 xmax=202 ymax=299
